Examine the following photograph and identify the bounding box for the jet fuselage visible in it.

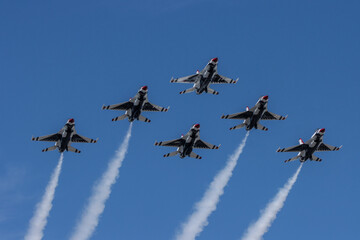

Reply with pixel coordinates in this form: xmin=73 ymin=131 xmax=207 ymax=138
xmin=196 ymin=61 xmax=217 ymax=94
xmin=179 ymin=129 xmax=199 ymax=158
xmin=58 ymin=123 xmax=75 ymax=152
xmin=246 ymin=100 xmax=267 ymax=131
xmin=299 ymin=133 xmax=323 ymax=162
xmin=128 ymin=91 xmax=147 ymax=122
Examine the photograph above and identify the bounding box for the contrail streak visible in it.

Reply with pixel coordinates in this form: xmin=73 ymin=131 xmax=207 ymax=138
xmin=70 ymin=124 xmax=132 ymax=240
xmin=241 ymin=163 xmax=303 ymax=240
xmin=25 ymin=153 xmax=64 ymax=240
xmin=175 ymin=132 xmax=250 ymax=240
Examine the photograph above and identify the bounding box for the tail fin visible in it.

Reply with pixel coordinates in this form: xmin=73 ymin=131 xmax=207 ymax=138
xmin=138 ymin=115 xmax=151 ymax=123
xmin=206 ymin=88 xmax=219 ymax=95
xmin=112 ymin=114 xmax=128 ymax=122
xmin=42 ymin=146 xmax=57 ymax=152
xmin=163 ymin=151 xmax=178 ymax=158
xmin=311 ymin=154 xmax=322 ymax=162
xmin=255 ymin=123 xmax=268 ymax=131
xmin=68 ymin=146 xmax=81 ymax=153
xmin=230 ymin=123 xmax=246 ymax=130
xmin=179 ymin=87 xmax=196 ymax=94
xmin=189 ymin=152 xmax=202 ymax=159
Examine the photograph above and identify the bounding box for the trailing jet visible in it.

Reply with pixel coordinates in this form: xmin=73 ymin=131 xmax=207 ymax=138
xmin=221 ymin=95 xmax=287 ymax=131
xmin=154 ymin=124 xmax=220 ymax=159
xmin=277 ymin=128 xmax=342 ymax=163
xmin=170 ymin=57 xmax=238 ymax=95
xmin=31 ymin=118 xmax=97 ymax=153
xmin=102 ymin=86 xmax=169 ymax=122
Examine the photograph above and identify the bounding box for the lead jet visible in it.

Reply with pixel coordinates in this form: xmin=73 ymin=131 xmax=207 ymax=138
xmin=102 ymin=86 xmax=169 ymax=122
xmin=154 ymin=124 xmax=220 ymax=159
xmin=221 ymin=95 xmax=287 ymax=131
xmin=31 ymin=118 xmax=97 ymax=153
xmin=170 ymin=57 xmax=238 ymax=95
xmin=277 ymin=128 xmax=342 ymax=163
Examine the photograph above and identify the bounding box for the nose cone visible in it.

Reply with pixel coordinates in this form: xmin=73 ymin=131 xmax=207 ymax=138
xmin=211 ymin=57 xmax=218 ymax=63
xmin=319 ymin=128 xmax=325 ymax=133
xmin=262 ymin=95 xmax=269 ymax=100
xmin=194 ymin=124 xmax=200 ymax=129
xmin=141 ymin=86 xmax=148 ymax=91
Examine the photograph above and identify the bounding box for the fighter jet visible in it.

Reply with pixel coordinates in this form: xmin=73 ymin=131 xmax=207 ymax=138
xmin=221 ymin=95 xmax=287 ymax=131
xmin=31 ymin=118 xmax=97 ymax=153
xmin=102 ymin=86 xmax=169 ymax=122
xmin=277 ymin=128 xmax=342 ymax=163
xmin=154 ymin=124 xmax=220 ymax=159
xmin=170 ymin=58 xmax=238 ymax=95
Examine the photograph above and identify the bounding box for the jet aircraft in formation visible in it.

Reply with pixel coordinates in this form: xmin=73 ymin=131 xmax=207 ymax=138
xmin=102 ymin=86 xmax=169 ymax=122
xmin=154 ymin=124 xmax=220 ymax=159
xmin=31 ymin=59 xmax=342 ymax=160
xmin=170 ymin=57 xmax=238 ymax=95
xmin=221 ymin=95 xmax=287 ymax=131
xmin=276 ymin=128 xmax=342 ymax=163
xmin=32 ymin=119 xmax=97 ymax=153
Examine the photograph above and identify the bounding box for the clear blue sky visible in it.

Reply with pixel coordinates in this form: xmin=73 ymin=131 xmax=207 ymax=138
xmin=0 ymin=1 xmax=358 ymax=239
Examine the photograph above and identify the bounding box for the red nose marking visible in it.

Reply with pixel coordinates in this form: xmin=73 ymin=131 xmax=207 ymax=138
xmin=194 ymin=124 xmax=200 ymax=129
xmin=319 ymin=128 xmax=325 ymax=133
xmin=142 ymin=86 xmax=148 ymax=91
xmin=68 ymin=118 xmax=74 ymax=123
xmin=211 ymin=57 xmax=218 ymax=63
xmin=262 ymin=95 xmax=269 ymax=100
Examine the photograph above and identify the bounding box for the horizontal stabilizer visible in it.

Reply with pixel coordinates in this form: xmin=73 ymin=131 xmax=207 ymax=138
xmin=179 ymin=87 xmax=196 ymax=94
xmin=284 ymin=155 xmax=300 ymax=163
xmin=42 ymin=146 xmax=57 ymax=152
xmin=255 ymin=123 xmax=268 ymax=131
xmin=68 ymin=146 xmax=81 ymax=153
xmin=207 ymin=88 xmax=219 ymax=95
xmin=112 ymin=114 xmax=128 ymax=122
xmin=189 ymin=152 xmax=202 ymax=159
xmin=230 ymin=123 xmax=246 ymax=130
xmin=311 ymin=154 xmax=322 ymax=162
xmin=163 ymin=151 xmax=178 ymax=158
xmin=138 ymin=115 xmax=151 ymax=123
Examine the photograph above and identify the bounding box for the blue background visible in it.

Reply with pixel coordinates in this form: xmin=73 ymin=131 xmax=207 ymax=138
xmin=0 ymin=1 xmax=358 ymax=239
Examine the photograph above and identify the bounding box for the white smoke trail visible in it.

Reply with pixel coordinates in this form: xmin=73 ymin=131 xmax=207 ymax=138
xmin=25 ymin=153 xmax=64 ymax=240
xmin=241 ymin=163 xmax=303 ymax=240
xmin=70 ymin=124 xmax=132 ymax=240
xmin=175 ymin=132 xmax=250 ymax=240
